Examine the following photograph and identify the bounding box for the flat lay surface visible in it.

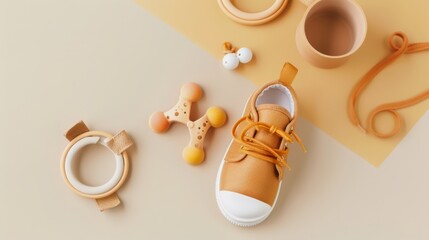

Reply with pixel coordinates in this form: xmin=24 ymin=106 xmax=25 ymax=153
xmin=136 ymin=0 xmax=429 ymax=166
xmin=0 ymin=0 xmax=428 ymax=239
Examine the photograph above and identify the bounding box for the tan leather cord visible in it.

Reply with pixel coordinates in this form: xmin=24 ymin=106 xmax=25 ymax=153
xmin=348 ymin=32 xmax=429 ymax=138
xmin=223 ymin=42 xmax=237 ymax=54
xmin=230 ymin=116 xmax=305 ymax=179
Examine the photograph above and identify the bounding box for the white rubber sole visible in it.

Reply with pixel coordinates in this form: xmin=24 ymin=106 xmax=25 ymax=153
xmin=215 ymin=140 xmax=282 ymax=227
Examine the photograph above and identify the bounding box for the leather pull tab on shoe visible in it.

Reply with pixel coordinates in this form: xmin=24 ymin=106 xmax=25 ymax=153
xmin=279 ymin=62 xmax=298 ymax=86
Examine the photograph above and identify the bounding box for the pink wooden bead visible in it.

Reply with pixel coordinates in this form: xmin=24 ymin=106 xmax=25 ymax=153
xmin=149 ymin=111 xmax=170 ymax=133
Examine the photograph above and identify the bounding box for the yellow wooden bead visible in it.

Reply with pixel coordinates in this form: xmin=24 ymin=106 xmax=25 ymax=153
xmin=206 ymin=106 xmax=227 ymax=128
xmin=182 ymin=146 xmax=205 ymax=165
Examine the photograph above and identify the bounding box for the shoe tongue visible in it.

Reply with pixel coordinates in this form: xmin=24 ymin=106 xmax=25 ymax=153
xmin=256 ymin=104 xmax=291 ymax=129
xmin=254 ymin=104 xmax=291 ymax=149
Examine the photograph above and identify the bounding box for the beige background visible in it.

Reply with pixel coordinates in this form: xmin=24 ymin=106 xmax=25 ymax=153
xmin=136 ymin=0 xmax=429 ymax=166
xmin=0 ymin=0 xmax=428 ymax=239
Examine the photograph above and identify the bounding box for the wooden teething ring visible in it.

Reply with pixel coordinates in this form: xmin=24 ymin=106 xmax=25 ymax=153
xmin=61 ymin=131 xmax=130 ymax=199
xmin=61 ymin=121 xmax=133 ymax=211
xmin=217 ymin=0 xmax=288 ymax=25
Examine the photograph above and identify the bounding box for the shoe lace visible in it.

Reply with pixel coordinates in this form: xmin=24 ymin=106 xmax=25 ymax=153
xmin=348 ymin=32 xmax=429 ymax=138
xmin=231 ymin=116 xmax=306 ymax=179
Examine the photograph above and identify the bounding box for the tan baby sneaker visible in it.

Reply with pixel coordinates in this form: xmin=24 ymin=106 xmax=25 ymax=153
xmin=215 ymin=63 xmax=305 ymax=227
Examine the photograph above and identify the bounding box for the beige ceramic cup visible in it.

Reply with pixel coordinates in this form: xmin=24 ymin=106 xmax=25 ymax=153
xmin=296 ymin=0 xmax=367 ymax=68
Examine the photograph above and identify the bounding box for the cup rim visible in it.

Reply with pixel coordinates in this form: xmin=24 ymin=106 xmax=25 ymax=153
xmin=302 ymin=0 xmax=367 ymax=59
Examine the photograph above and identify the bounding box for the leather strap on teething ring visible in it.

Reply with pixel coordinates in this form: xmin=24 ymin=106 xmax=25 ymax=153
xmin=65 ymin=121 xmax=90 ymax=141
xmin=96 ymin=193 xmax=121 ymax=211
xmin=95 ymin=130 xmax=133 ymax=211
xmin=348 ymin=32 xmax=429 ymax=138
xmin=107 ymin=130 xmax=133 ymax=155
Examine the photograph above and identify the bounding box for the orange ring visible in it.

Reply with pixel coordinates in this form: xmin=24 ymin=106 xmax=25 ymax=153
xmin=217 ymin=0 xmax=288 ymax=25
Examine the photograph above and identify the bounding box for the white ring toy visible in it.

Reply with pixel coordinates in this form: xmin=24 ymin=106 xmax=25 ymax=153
xmin=217 ymin=0 xmax=289 ymax=25
xmin=64 ymin=136 xmax=124 ymax=195
xmin=61 ymin=122 xmax=133 ymax=211
xmin=61 ymin=129 xmax=131 ymax=200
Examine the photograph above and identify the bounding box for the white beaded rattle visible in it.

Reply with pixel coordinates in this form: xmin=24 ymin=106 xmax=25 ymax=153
xmin=222 ymin=42 xmax=253 ymax=70
xmin=61 ymin=121 xmax=133 ymax=211
xmin=149 ymin=83 xmax=227 ymax=165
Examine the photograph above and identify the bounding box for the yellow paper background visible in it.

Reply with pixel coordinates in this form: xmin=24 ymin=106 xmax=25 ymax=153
xmin=135 ymin=0 xmax=429 ymax=166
